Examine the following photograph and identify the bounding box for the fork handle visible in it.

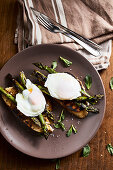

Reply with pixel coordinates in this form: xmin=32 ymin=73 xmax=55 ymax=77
xmin=62 ymin=31 xmax=101 ymax=57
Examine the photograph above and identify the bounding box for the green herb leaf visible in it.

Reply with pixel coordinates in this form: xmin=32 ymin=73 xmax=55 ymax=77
xmin=66 ymin=125 xmax=77 ymax=137
xmin=52 ymin=61 xmax=57 ymax=70
xmin=58 ymin=110 xmax=65 ymax=123
xmin=106 ymin=144 xmax=113 ymax=156
xmin=66 ymin=126 xmax=73 ymax=137
xmin=54 ymin=110 xmax=65 ymax=130
xmin=54 ymin=123 xmax=61 ymax=129
xmin=85 ymin=75 xmax=92 ymax=90
xmin=110 ymin=77 xmax=113 ymax=90
xmin=59 ymin=56 xmax=72 ymax=67
xmin=59 ymin=122 xmax=65 ymax=131
xmin=82 ymin=144 xmax=90 ymax=157
xmin=56 ymin=159 xmax=60 ymax=170
xmin=72 ymin=125 xmax=77 ymax=134
xmin=54 ymin=122 xmax=65 ymax=130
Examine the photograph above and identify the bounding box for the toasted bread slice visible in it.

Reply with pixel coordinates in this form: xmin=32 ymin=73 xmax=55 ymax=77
xmin=2 ymin=87 xmax=53 ymax=133
xmin=56 ymin=100 xmax=88 ymax=119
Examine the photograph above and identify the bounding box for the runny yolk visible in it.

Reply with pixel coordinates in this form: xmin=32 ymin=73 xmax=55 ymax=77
xmin=28 ymin=88 xmax=33 ymax=93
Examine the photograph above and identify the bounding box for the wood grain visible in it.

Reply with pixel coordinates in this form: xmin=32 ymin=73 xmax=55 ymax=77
xmin=0 ymin=0 xmax=113 ymax=170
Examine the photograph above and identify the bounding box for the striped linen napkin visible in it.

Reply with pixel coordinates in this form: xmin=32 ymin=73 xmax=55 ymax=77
xmin=15 ymin=0 xmax=113 ymax=70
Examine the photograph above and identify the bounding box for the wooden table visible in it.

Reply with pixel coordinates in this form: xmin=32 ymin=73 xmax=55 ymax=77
xmin=0 ymin=0 xmax=113 ymax=169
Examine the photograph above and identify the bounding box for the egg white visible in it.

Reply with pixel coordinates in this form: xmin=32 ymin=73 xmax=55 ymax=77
xmin=16 ymin=79 xmax=46 ymax=117
xmin=44 ymin=73 xmax=81 ymax=100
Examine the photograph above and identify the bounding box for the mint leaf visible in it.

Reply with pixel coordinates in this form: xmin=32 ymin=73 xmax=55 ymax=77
xmin=110 ymin=77 xmax=113 ymax=90
xmin=58 ymin=110 xmax=65 ymax=122
xmin=59 ymin=122 xmax=65 ymax=131
xmin=66 ymin=126 xmax=72 ymax=137
xmin=56 ymin=159 xmax=60 ymax=170
xmin=106 ymin=144 xmax=113 ymax=156
xmin=54 ymin=122 xmax=65 ymax=131
xmin=54 ymin=123 xmax=61 ymax=129
xmin=85 ymin=75 xmax=92 ymax=90
xmin=82 ymin=144 xmax=90 ymax=157
xmin=72 ymin=125 xmax=77 ymax=134
xmin=66 ymin=125 xmax=77 ymax=137
xmin=54 ymin=110 xmax=65 ymax=131
xmin=52 ymin=61 xmax=57 ymax=70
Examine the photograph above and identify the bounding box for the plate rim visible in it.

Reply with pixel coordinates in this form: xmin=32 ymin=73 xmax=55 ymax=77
xmin=0 ymin=44 xmax=106 ymax=159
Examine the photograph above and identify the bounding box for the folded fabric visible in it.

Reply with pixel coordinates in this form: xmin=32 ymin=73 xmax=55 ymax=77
xmin=15 ymin=0 xmax=113 ymax=70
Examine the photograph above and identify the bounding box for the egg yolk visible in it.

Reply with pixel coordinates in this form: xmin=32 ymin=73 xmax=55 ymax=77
xmin=28 ymin=88 xmax=33 ymax=93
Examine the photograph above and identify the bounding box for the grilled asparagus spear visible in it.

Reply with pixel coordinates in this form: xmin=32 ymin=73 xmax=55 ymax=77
xmin=20 ymin=71 xmax=26 ymax=88
xmin=0 ymin=86 xmax=16 ymax=103
xmin=33 ymin=63 xmax=57 ymax=74
xmin=75 ymin=94 xmax=104 ymax=104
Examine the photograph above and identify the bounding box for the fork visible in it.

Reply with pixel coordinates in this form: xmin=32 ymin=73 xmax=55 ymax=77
xmin=31 ymin=7 xmax=102 ymax=57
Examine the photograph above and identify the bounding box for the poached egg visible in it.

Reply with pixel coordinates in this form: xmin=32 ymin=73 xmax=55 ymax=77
xmin=16 ymin=79 xmax=46 ymax=117
xmin=44 ymin=73 xmax=81 ymax=100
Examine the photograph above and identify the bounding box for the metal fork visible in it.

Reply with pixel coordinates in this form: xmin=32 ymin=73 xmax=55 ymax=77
xmin=31 ymin=7 xmax=102 ymax=57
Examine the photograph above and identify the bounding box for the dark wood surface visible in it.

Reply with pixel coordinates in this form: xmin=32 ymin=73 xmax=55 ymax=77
xmin=0 ymin=0 xmax=113 ymax=169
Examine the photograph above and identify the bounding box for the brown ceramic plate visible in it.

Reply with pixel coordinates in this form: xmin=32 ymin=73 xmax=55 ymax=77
xmin=0 ymin=44 xmax=105 ymax=159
